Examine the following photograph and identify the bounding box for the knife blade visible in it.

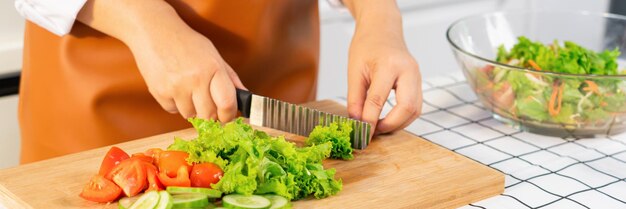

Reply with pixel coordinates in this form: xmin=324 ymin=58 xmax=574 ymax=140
xmin=236 ymin=89 xmax=372 ymax=149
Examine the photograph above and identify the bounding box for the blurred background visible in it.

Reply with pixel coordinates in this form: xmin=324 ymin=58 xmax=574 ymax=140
xmin=0 ymin=0 xmax=615 ymax=169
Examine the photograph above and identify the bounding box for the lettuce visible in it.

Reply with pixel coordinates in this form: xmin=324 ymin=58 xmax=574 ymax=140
xmin=168 ymin=118 xmax=344 ymax=200
xmin=306 ymin=121 xmax=354 ymax=160
xmin=499 ymin=37 xmax=620 ymax=75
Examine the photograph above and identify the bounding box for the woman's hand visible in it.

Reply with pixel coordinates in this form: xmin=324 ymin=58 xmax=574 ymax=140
xmin=77 ymin=0 xmax=245 ymax=121
xmin=344 ymin=0 xmax=423 ymax=134
xmin=130 ymin=28 xmax=245 ymax=121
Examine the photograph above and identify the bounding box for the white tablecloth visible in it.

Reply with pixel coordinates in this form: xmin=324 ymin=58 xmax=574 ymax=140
xmin=334 ymin=72 xmax=626 ymax=209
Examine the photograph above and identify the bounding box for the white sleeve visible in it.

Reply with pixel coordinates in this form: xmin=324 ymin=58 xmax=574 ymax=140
xmin=326 ymin=0 xmax=347 ymax=10
xmin=15 ymin=0 xmax=88 ymax=36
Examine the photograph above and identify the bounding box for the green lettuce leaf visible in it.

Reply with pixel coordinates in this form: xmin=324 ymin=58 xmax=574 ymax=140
xmin=498 ymin=36 xmax=621 ymax=75
xmin=305 ymin=121 xmax=354 ymax=160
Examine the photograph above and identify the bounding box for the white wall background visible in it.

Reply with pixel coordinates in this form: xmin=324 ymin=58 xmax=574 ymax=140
xmin=0 ymin=0 xmax=23 ymax=169
xmin=0 ymin=0 xmax=611 ymax=169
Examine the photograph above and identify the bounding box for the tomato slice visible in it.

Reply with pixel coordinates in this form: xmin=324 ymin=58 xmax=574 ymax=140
xmin=145 ymin=148 xmax=163 ymax=165
xmin=80 ymin=175 xmax=122 ymax=203
xmin=158 ymin=166 xmax=191 ymax=187
xmin=190 ymin=163 xmax=223 ymax=188
xmin=98 ymin=146 xmax=130 ymax=176
xmin=107 ymin=159 xmax=147 ymax=197
xmin=145 ymin=163 xmax=164 ymax=191
xmin=131 ymin=153 xmax=154 ymax=164
xmin=158 ymin=151 xmax=192 ymax=178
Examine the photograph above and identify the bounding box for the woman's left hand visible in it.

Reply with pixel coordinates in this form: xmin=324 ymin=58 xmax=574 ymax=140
xmin=347 ymin=29 xmax=423 ymax=135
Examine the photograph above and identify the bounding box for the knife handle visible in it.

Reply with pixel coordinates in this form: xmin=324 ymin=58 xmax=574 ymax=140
xmin=236 ymin=88 xmax=253 ymax=118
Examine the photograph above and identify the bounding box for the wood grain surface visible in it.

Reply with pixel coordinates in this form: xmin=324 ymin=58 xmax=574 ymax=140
xmin=0 ymin=100 xmax=503 ymax=209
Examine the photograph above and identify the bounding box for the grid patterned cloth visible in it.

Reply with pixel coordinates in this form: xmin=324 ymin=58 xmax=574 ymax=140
xmin=334 ymin=72 xmax=626 ymax=209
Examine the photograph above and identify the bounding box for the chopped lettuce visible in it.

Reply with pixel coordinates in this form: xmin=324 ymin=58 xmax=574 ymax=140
xmin=306 ymin=121 xmax=354 ymax=160
xmin=168 ymin=118 xmax=344 ymax=200
xmin=498 ymin=37 xmax=620 ymax=75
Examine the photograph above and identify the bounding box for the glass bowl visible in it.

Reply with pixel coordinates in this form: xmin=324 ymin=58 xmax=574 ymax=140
xmin=447 ymin=11 xmax=626 ymax=137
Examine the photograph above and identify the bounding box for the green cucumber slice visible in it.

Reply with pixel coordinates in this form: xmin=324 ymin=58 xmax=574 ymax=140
xmin=206 ymin=202 xmax=217 ymax=209
xmin=118 ymin=196 xmax=140 ymax=209
xmin=155 ymin=191 xmax=173 ymax=209
xmin=167 ymin=187 xmax=223 ymax=198
xmin=261 ymin=195 xmax=290 ymax=209
xmin=172 ymin=194 xmax=209 ymax=209
xmin=129 ymin=191 xmax=160 ymax=209
xmin=222 ymin=194 xmax=271 ymax=209
xmin=172 ymin=203 xmax=215 ymax=209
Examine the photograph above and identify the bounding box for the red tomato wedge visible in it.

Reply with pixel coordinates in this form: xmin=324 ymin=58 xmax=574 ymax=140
xmin=107 ymin=159 xmax=147 ymax=197
xmin=131 ymin=153 xmax=154 ymax=164
xmin=158 ymin=151 xmax=192 ymax=178
xmin=98 ymin=146 xmax=130 ymax=176
xmin=158 ymin=166 xmax=191 ymax=187
xmin=190 ymin=163 xmax=223 ymax=188
xmin=145 ymin=163 xmax=164 ymax=191
xmin=79 ymin=175 xmax=122 ymax=203
xmin=145 ymin=148 xmax=163 ymax=165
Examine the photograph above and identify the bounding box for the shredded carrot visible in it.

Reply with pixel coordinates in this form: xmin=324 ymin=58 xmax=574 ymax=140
xmin=583 ymin=80 xmax=600 ymax=94
xmin=601 ymin=101 xmax=608 ymax=107
xmin=548 ymin=82 xmax=564 ymax=116
xmin=528 ymin=60 xmax=542 ymax=71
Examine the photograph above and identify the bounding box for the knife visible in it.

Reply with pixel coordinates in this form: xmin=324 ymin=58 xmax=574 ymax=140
xmin=235 ymin=89 xmax=372 ymax=149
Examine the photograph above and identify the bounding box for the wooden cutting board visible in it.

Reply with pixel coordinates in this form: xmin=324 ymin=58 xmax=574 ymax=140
xmin=0 ymin=100 xmax=503 ymax=209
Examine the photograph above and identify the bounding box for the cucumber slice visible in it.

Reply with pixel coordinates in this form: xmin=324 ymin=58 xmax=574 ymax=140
xmin=172 ymin=194 xmax=209 ymax=209
xmin=167 ymin=187 xmax=223 ymax=198
xmin=261 ymin=195 xmax=290 ymax=209
xmin=129 ymin=191 xmax=160 ymax=209
xmin=155 ymin=191 xmax=173 ymax=209
xmin=174 ymin=202 xmax=216 ymax=209
xmin=118 ymin=196 xmax=140 ymax=209
xmin=222 ymin=194 xmax=271 ymax=209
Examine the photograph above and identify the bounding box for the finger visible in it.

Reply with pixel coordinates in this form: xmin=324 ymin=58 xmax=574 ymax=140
xmin=377 ymin=73 xmax=422 ymax=133
xmin=397 ymin=91 xmax=423 ymax=131
xmin=380 ymin=102 xmax=421 ymax=133
xmin=361 ymin=70 xmax=395 ymax=136
xmin=226 ymin=65 xmax=247 ymax=90
xmin=173 ymin=91 xmax=196 ymax=119
xmin=397 ymin=110 xmax=421 ymax=131
xmin=347 ymin=63 xmax=367 ymax=120
xmin=147 ymin=86 xmax=179 ymax=113
xmin=153 ymin=95 xmax=178 ymax=114
xmin=376 ymin=100 xmax=416 ymax=133
xmin=210 ymin=69 xmax=238 ymax=122
xmin=192 ymin=81 xmax=218 ymax=121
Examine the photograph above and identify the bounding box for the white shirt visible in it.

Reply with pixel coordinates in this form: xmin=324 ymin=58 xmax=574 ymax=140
xmin=14 ymin=0 xmax=345 ymax=37
xmin=15 ymin=0 xmax=88 ymax=36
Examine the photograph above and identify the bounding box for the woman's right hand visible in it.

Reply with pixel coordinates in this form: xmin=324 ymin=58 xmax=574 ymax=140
xmin=129 ymin=28 xmax=246 ymax=122
xmin=77 ymin=0 xmax=245 ymax=122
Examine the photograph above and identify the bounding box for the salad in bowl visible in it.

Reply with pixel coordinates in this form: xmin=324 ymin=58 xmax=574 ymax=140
xmin=447 ymin=11 xmax=626 ymax=137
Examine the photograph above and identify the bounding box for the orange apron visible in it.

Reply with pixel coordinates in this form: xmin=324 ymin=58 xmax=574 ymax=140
xmin=19 ymin=0 xmax=320 ymax=163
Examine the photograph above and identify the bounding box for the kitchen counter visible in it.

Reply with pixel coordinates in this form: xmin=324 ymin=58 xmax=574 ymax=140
xmin=344 ymin=72 xmax=626 ymax=209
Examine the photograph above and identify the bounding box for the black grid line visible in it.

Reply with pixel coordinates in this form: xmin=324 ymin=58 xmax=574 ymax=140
xmin=331 ymin=74 xmax=626 ymax=209
xmin=468 ymin=204 xmax=486 ymax=209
